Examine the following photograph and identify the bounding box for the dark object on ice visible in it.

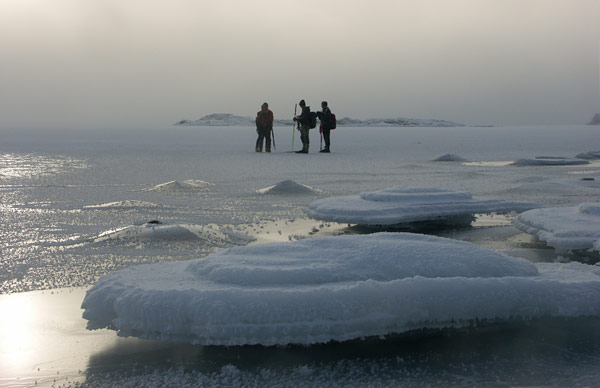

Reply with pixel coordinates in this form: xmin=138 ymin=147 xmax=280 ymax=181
xmin=147 ymin=220 xmax=163 ymax=225
xmin=587 ymin=113 xmax=600 ymax=125
xmin=581 ymin=177 xmax=595 ymax=181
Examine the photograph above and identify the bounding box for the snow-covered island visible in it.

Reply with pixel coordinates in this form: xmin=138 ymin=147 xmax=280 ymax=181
xmin=587 ymin=113 xmax=600 ymax=125
xmin=175 ymin=113 xmax=465 ymax=127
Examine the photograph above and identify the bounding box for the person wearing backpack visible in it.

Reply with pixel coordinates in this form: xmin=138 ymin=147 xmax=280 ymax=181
xmin=255 ymin=102 xmax=274 ymax=152
xmin=317 ymin=101 xmax=335 ymax=153
xmin=293 ymin=99 xmax=312 ymax=153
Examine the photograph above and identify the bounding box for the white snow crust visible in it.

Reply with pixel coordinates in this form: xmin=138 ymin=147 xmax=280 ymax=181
xmin=306 ymin=187 xmax=539 ymax=226
xmin=512 ymin=156 xmax=590 ymax=166
xmin=145 ymin=179 xmax=214 ymax=192
xmin=514 ymin=202 xmax=600 ymax=252
xmin=257 ymin=180 xmax=321 ymax=195
xmin=81 ymin=232 xmax=600 ymax=346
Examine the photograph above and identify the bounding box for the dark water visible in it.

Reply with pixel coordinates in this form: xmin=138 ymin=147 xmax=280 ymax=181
xmin=79 ymin=318 xmax=600 ymax=387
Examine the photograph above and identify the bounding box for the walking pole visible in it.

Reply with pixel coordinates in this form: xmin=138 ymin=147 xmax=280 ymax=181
xmin=291 ymin=103 xmax=297 ymax=151
xmin=320 ymin=126 xmax=323 ymax=151
xmin=271 ymin=127 xmax=276 ymax=150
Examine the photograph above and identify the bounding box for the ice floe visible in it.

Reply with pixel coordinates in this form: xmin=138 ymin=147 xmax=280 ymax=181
xmin=432 ymin=154 xmax=469 ymax=162
xmin=512 ymin=156 xmax=590 ymax=166
xmin=514 ymin=202 xmax=600 ymax=253
xmin=145 ymin=179 xmax=214 ymax=192
xmin=257 ymin=180 xmax=321 ymax=195
xmin=305 ymin=187 xmax=539 ymax=226
xmin=576 ymin=150 xmax=600 ymax=159
xmin=94 ymin=221 xmax=253 ymax=245
xmin=83 ymin=200 xmax=161 ymax=210
xmin=81 ymin=232 xmax=600 ymax=346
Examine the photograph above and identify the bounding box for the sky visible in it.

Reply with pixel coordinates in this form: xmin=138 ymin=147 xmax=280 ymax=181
xmin=1 ymin=0 xmax=599 ymax=129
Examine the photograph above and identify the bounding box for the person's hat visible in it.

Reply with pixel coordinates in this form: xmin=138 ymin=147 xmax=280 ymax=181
xmin=299 ymin=99 xmax=306 ymax=106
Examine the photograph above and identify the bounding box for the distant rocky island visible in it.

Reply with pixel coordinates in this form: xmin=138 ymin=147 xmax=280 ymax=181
xmin=588 ymin=113 xmax=600 ymax=125
xmin=175 ymin=113 xmax=465 ymax=127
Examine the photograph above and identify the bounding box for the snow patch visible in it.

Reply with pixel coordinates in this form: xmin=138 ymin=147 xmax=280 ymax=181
xmin=257 ymin=180 xmax=321 ymax=195
xmin=306 ymin=187 xmax=539 ymax=226
xmin=81 ymin=232 xmax=600 ymax=346
xmin=145 ymin=179 xmax=214 ymax=192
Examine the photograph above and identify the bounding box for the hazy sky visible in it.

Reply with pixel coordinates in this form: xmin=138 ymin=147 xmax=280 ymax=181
xmin=1 ymin=0 xmax=599 ymax=129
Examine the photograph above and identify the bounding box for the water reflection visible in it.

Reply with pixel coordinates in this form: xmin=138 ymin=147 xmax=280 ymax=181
xmin=0 ymin=153 xmax=87 ymax=180
xmin=82 ymin=318 xmax=600 ymax=386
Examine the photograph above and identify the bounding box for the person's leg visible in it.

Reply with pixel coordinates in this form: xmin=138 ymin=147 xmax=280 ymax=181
xmin=256 ymin=132 xmax=264 ymax=152
xmin=265 ymin=129 xmax=272 ymax=152
xmin=323 ymin=129 xmax=331 ymax=149
xmin=301 ymin=128 xmax=309 ymax=152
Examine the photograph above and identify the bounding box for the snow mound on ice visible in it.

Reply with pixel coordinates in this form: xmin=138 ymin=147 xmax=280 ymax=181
xmin=257 ymin=180 xmax=321 ymax=195
xmin=306 ymin=187 xmax=539 ymax=226
xmin=432 ymin=154 xmax=469 ymax=162
xmin=576 ymin=150 xmax=600 ymax=159
xmin=514 ymin=202 xmax=600 ymax=252
xmin=83 ymin=200 xmax=161 ymax=210
xmin=94 ymin=222 xmax=253 ymax=245
xmin=512 ymin=156 xmax=589 ymax=166
xmin=81 ymin=232 xmax=600 ymax=346
xmin=146 ymin=179 xmax=214 ymax=192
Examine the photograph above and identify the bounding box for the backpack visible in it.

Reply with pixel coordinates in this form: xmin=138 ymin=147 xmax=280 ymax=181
xmin=329 ymin=113 xmax=337 ymax=129
xmin=309 ymin=111 xmax=318 ymax=129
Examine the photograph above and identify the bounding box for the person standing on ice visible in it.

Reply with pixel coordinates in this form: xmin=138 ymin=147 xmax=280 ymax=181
xmin=317 ymin=101 xmax=334 ymax=153
xmin=255 ymin=102 xmax=274 ymax=152
xmin=293 ymin=99 xmax=311 ymax=153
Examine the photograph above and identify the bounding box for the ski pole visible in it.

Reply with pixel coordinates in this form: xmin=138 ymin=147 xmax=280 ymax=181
xmin=291 ymin=103 xmax=297 ymax=151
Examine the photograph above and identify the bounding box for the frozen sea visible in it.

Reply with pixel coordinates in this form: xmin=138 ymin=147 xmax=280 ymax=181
xmin=1 ymin=125 xmax=600 ymax=387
